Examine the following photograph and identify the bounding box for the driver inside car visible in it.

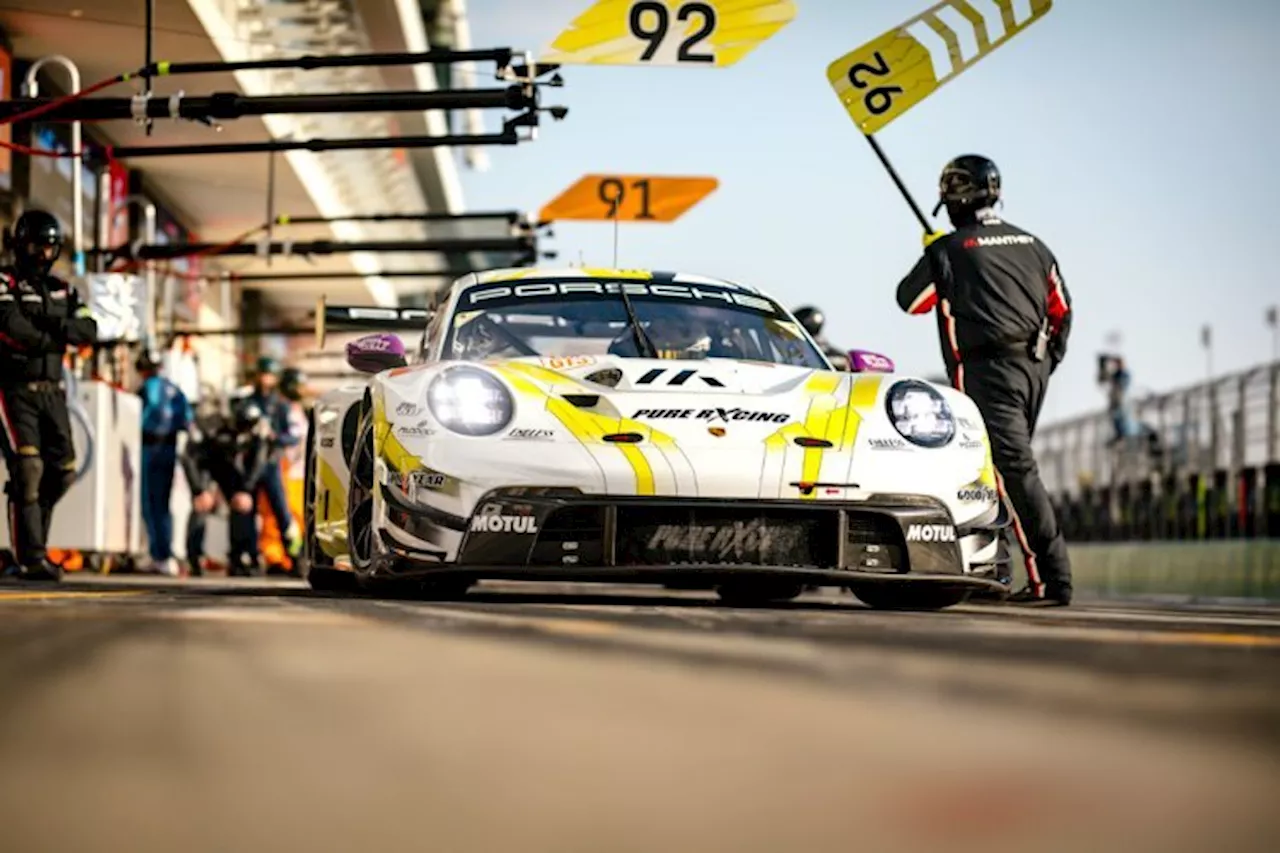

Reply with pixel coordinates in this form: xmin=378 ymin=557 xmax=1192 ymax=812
xmin=607 ymin=309 xmax=744 ymax=360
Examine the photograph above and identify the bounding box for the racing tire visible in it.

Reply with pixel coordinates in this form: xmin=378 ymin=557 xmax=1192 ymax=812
xmin=303 ymin=409 xmax=356 ymax=594
xmin=850 ymin=585 xmax=970 ymax=611
xmin=714 ymin=581 xmax=804 ymax=606
xmin=347 ymin=409 xmax=377 ymax=580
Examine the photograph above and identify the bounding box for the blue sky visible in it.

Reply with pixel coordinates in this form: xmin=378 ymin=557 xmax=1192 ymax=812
xmin=455 ymin=0 xmax=1280 ymax=423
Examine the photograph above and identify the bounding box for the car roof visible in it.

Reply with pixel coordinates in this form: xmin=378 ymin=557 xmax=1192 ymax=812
xmin=465 ymin=267 xmax=761 ymax=294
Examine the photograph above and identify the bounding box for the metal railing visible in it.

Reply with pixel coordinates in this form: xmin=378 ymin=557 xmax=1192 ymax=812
xmin=1032 ymin=360 xmax=1280 ymax=540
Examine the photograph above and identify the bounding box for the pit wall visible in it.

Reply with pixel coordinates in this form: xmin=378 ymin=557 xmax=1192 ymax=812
xmin=1060 ymin=541 xmax=1280 ymax=603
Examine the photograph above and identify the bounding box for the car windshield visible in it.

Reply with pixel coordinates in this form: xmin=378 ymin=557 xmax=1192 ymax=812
xmin=442 ymin=279 xmax=828 ymax=369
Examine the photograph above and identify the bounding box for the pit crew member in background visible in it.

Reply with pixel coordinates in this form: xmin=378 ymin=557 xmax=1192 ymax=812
xmin=137 ymin=349 xmax=194 ymax=577
xmin=247 ymin=357 xmax=302 ymax=560
xmin=0 ymin=210 xmax=98 ymax=582
xmin=198 ymin=400 xmax=273 ymax=575
xmin=895 ymin=154 xmax=1072 ymax=606
xmin=792 ymin=306 xmax=849 ymax=370
xmin=180 ymin=398 xmax=232 ymax=576
xmin=178 ymin=409 xmax=219 ymax=578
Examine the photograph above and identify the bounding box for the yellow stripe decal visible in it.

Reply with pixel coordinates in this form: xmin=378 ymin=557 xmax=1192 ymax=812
xmin=799 ymin=395 xmax=839 ymax=497
xmin=491 ymin=365 xmax=676 ymax=495
xmin=840 ymin=376 xmax=883 ymax=447
xmin=804 ymin=372 xmax=843 ymax=395
xmin=372 ymin=391 xmax=423 ymax=476
xmin=317 ymin=457 xmax=347 ymax=522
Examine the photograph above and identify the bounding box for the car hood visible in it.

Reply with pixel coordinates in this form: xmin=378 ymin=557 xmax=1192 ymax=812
xmin=484 ymin=356 xmax=881 ymax=449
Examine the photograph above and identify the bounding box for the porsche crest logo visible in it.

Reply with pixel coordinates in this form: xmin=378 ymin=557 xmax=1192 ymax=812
xmin=708 ymin=427 xmax=726 ymax=437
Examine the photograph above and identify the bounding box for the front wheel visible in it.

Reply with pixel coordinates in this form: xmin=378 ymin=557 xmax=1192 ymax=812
xmin=346 ymin=410 xmax=377 ymax=577
xmin=850 ymin=585 xmax=970 ymax=611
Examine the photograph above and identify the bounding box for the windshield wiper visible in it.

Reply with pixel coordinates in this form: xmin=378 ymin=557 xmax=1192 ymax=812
xmin=616 ymin=283 xmax=658 ymax=358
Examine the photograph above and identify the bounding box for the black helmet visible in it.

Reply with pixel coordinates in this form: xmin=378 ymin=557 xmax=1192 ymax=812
xmin=8 ymin=209 xmax=62 ymax=277
xmin=255 ymin=355 xmax=281 ymax=376
xmin=235 ymin=400 xmax=264 ymax=431
xmin=792 ymin=305 xmax=825 ymax=338
xmin=932 ymin=154 xmax=1001 ymax=220
xmin=135 ymin=349 xmax=162 ymax=374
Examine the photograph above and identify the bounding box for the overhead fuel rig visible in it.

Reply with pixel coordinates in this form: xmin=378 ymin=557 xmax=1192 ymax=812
xmin=0 ymin=43 xmax=566 ymax=358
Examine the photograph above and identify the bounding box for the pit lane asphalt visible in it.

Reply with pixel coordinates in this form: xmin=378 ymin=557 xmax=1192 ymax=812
xmin=0 ymin=574 xmax=1277 ymax=853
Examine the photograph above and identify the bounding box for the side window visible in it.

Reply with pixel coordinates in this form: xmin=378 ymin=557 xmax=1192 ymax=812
xmin=420 ymin=303 xmax=449 ymax=362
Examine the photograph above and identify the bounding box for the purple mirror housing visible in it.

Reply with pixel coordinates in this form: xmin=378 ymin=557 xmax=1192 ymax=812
xmin=346 ymin=333 xmax=407 ymax=374
xmin=847 ymin=349 xmax=895 ymax=373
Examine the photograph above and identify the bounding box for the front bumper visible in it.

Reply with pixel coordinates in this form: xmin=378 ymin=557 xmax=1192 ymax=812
xmin=375 ymin=485 xmax=1008 ymax=592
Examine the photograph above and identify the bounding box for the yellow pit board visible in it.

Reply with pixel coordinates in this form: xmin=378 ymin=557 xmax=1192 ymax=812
xmin=541 ymin=0 xmax=797 ymax=68
xmin=827 ymin=0 xmax=1053 ymax=135
xmin=539 ymin=175 xmax=719 ymax=223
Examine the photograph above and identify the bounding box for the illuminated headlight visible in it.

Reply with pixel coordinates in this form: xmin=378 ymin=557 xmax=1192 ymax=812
xmin=885 ymin=380 xmax=955 ymax=448
xmin=426 ymin=367 xmax=514 ymax=436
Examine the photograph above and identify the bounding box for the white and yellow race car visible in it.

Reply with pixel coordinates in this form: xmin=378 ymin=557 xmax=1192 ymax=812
xmin=303 ymin=267 xmax=1010 ymax=609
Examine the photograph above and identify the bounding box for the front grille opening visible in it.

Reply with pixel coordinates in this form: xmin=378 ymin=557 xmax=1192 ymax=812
xmin=529 ymin=505 xmax=605 ymax=567
xmin=616 ymin=505 xmax=839 ymax=568
xmin=845 ymin=512 xmax=907 ymax=573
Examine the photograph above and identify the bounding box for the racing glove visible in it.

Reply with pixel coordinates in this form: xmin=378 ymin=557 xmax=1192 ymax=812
xmin=922 ymin=230 xmax=948 ymax=248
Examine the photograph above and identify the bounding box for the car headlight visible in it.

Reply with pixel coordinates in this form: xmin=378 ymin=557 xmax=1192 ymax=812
xmin=885 ymin=380 xmax=955 ymax=448
xmin=426 ymin=367 xmax=514 ymax=436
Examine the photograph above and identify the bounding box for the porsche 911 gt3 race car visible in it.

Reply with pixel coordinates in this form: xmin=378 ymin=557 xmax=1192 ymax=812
xmin=302 ymin=268 xmax=1011 ymax=609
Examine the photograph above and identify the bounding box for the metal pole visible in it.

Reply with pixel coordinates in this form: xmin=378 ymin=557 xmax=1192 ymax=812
xmin=0 ymin=87 xmax=534 ymax=123
xmin=90 ymin=160 xmax=103 ymax=274
xmin=228 ymin=269 xmax=475 ymax=283
xmin=23 ymin=56 xmax=84 ymax=275
xmin=95 ymin=167 xmax=110 ymax=273
xmin=100 ymin=235 xmax=534 ymax=261
xmin=265 ymin=149 xmax=277 ymax=268
xmin=274 ymin=210 xmax=523 ymax=226
xmin=863 ymin=133 xmax=933 ymax=233
xmin=143 ymin=0 xmax=154 ymax=136
xmin=107 ymin=128 xmax=522 ymax=159
xmin=147 ymin=48 xmax=517 ymax=77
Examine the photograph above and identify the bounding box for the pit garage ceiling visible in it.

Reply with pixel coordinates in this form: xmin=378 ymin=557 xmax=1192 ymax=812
xmin=0 ymin=0 xmax=469 ymax=319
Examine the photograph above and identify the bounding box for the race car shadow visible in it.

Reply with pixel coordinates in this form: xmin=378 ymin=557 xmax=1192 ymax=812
xmin=432 ymin=584 xmax=866 ymax=613
xmin=185 ymin=579 xmax=864 ymax=612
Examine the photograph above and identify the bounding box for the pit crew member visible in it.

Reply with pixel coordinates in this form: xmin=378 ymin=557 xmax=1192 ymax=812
xmin=895 ymin=154 xmax=1073 ymax=606
xmin=0 ymin=210 xmax=98 ymax=582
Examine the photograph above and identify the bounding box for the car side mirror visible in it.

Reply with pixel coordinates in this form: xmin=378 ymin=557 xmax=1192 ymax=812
xmin=346 ymin=333 xmax=407 ymax=373
xmin=847 ymin=349 xmax=895 ymax=373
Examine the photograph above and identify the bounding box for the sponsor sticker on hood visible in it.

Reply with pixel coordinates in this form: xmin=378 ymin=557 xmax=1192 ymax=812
xmin=633 ymin=407 xmax=789 ymax=424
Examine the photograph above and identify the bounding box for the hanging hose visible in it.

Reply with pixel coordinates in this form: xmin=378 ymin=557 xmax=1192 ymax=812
xmin=0 ymin=73 xmax=131 ymax=126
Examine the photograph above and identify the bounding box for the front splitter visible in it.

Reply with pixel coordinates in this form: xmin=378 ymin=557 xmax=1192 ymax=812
xmin=367 ymin=544 xmax=1007 ymax=594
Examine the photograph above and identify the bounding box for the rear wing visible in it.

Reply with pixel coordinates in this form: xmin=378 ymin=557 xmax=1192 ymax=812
xmin=315 ymin=296 xmax=434 ymax=348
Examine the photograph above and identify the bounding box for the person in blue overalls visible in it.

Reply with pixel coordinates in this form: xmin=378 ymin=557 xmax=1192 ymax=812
xmin=247 ymin=356 xmax=302 ymax=561
xmin=137 ymin=349 xmax=193 ymax=577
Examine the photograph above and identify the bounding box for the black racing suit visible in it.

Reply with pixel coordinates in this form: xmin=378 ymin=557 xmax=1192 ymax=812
xmin=0 ymin=266 xmax=98 ymax=567
xmin=182 ymin=417 xmax=272 ymax=573
xmin=896 ymin=216 xmax=1072 ymax=596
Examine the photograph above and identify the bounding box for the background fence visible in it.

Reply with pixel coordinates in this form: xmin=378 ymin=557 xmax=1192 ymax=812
xmin=1032 ymin=360 xmax=1280 ymax=541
